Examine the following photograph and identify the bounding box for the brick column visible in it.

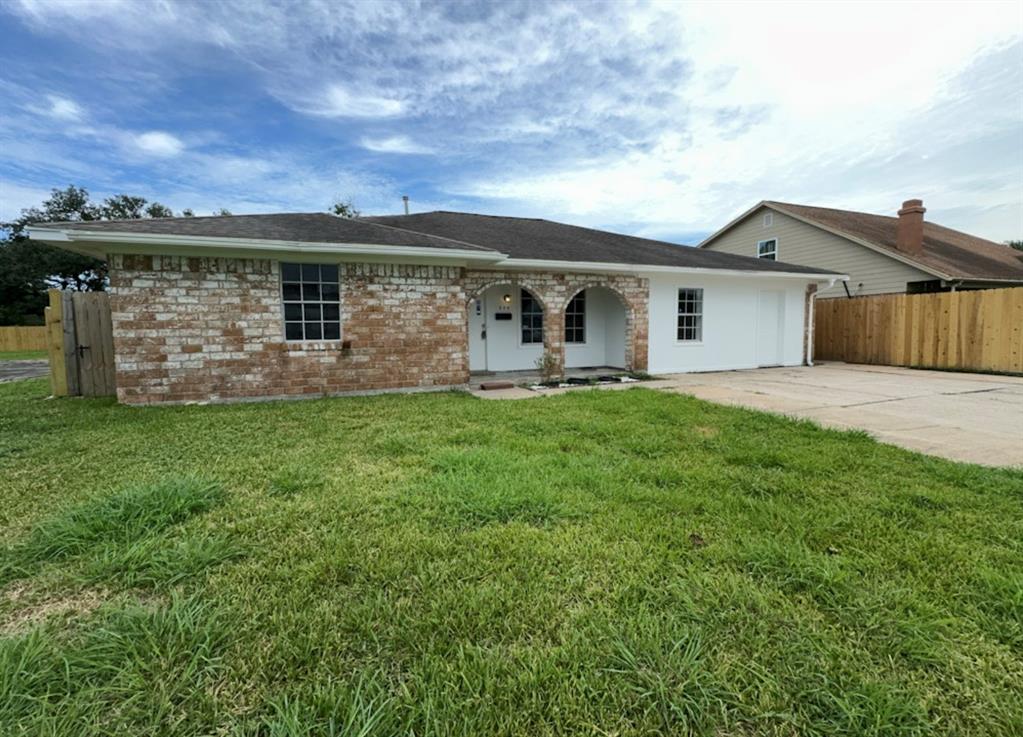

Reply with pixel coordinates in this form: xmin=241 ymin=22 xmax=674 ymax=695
xmin=543 ymin=304 xmax=565 ymax=377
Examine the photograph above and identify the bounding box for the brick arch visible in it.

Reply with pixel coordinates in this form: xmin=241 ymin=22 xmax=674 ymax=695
xmin=562 ymin=281 xmax=637 ymax=316
xmin=561 ymin=281 xmax=645 ymax=371
xmin=465 ymin=278 xmax=548 ymax=310
xmin=462 ymin=269 xmax=649 ymax=375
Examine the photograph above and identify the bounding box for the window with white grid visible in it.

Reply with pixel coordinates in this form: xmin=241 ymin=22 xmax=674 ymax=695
xmin=677 ymin=288 xmax=703 ymax=342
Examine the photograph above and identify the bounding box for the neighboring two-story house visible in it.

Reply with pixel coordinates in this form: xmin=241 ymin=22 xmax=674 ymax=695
xmin=699 ymin=199 xmax=1023 ymax=298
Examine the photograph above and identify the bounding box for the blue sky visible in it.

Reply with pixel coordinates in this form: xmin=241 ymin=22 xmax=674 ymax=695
xmin=1 ymin=0 xmax=1021 ymax=245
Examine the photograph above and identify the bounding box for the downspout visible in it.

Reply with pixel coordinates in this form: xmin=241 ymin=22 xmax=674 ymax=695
xmin=806 ymin=290 xmax=817 ymax=366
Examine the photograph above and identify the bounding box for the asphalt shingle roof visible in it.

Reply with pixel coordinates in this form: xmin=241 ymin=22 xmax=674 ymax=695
xmin=35 ymin=210 xmax=840 ymax=275
xmin=766 ymin=202 xmax=1023 ymax=281
xmin=363 ymin=211 xmax=838 ymax=274
xmin=40 ymin=212 xmax=495 ymax=252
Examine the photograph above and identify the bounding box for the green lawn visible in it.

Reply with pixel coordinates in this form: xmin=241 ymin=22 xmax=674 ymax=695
xmin=0 ymin=350 xmax=48 ymax=361
xmin=1 ymin=378 xmax=1021 ymax=736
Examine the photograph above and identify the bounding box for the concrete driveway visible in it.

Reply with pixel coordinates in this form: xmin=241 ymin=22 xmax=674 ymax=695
xmin=0 ymin=360 xmax=49 ymax=383
xmin=660 ymin=363 xmax=1023 ymax=467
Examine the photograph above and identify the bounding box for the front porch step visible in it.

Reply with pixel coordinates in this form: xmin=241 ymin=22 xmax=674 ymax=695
xmin=479 ymin=380 xmax=516 ymax=391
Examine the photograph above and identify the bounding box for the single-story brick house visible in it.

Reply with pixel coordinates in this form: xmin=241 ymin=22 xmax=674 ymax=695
xmin=29 ymin=212 xmax=844 ymax=405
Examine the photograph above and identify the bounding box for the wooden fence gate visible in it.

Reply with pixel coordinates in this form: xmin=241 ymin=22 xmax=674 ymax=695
xmin=44 ymin=289 xmax=116 ymax=397
xmin=813 ymin=287 xmax=1023 ymax=374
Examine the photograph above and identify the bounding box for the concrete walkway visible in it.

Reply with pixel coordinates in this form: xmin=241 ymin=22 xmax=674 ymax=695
xmin=658 ymin=363 xmax=1023 ymax=468
xmin=0 ymin=360 xmax=49 ymax=383
xmin=473 ymin=362 xmax=1023 ymax=467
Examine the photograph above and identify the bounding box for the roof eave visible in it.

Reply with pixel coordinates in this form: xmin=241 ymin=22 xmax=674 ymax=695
xmin=27 ymin=227 xmax=509 ymax=264
xmin=496 ymin=257 xmax=846 ymax=281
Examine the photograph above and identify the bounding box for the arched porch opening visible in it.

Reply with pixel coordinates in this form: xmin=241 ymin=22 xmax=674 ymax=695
xmin=562 ymin=285 xmax=631 ymax=370
xmin=467 ymin=282 xmax=547 ymax=373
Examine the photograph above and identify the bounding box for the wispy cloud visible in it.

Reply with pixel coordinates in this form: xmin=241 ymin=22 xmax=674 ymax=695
xmin=36 ymin=94 xmax=83 ymax=121
xmin=360 ymin=135 xmax=433 ymax=155
xmin=1 ymin=0 xmax=1020 ymax=240
xmin=297 ymin=84 xmax=406 ymax=119
xmin=131 ymin=131 xmax=185 ymax=157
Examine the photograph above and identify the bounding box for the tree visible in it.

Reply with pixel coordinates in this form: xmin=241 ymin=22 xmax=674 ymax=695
xmin=145 ymin=202 xmax=174 ymax=219
xmin=102 ymin=194 xmax=148 ymax=220
xmin=1006 ymin=240 xmax=1023 ymax=252
xmin=212 ymin=208 xmax=233 ymax=216
xmin=329 ymin=198 xmax=360 ymax=218
xmin=0 ymin=185 xmax=187 ymax=325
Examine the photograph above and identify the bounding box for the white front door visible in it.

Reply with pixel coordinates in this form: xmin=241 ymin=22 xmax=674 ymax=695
xmin=468 ymin=294 xmax=487 ymax=371
xmin=756 ymin=290 xmax=785 ymax=367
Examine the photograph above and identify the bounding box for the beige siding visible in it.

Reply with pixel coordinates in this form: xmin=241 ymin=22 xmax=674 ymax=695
xmin=704 ymin=206 xmax=934 ymax=298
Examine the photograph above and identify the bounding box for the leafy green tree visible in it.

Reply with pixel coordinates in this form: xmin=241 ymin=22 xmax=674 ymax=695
xmin=1006 ymin=240 xmax=1023 ymax=252
xmin=1 ymin=185 xmax=184 ymax=324
xmin=212 ymin=208 xmax=233 ymax=216
xmin=102 ymin=194 xmax=148 ymax=220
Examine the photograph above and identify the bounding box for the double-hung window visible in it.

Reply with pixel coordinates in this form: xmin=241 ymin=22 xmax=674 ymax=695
xmin=677 ymin=288 xmax=703 ymax=342
xmin=281 ymin=263 xmax=340 ymax=341
xmin=565 ymin=291 xmax=586 ymax=344
xmin=520 ymin=289 xmax=544 ymax=344
xmin=757 ymin=238 xmax=778 ymax=260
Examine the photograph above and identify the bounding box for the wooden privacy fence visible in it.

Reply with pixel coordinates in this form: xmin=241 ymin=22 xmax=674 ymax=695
xmin=0 ymin=326 xmax=48 ymax=352
xmin=814 ymin=287 xmax=1023 ymax=374
xmin=44 ymin=289 xmax=116 ymax=397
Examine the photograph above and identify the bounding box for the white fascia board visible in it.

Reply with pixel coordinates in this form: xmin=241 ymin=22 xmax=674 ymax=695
xmin=493 ymin=257 xmax=847 ymax=282
xmin=27 ymin=227 xmax=508 ymax=264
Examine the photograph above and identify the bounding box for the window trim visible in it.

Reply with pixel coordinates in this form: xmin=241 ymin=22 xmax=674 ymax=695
xmin=279 ymin=262 xmax=342 ymax=343
xmin=519 ymin=288 xmax=544 ymax=346
xmin=676 ymin=287 xmax=704 ymax=344
xmin=757 ymin=238 xmax=778 ymax=260
xmin=564 ymin=290 xmax=586 ymax=345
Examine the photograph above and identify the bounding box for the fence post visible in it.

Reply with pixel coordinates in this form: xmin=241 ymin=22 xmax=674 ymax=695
xmin=45 ymin=290 xmax=68 ymax=396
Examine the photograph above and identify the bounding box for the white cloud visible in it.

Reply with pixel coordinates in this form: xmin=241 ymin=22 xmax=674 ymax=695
xmin=360 ymin=135 xmax=433 ymax=154
xmin=299 ymin=85 xmax=405 ymax=118
xmin=448 ymin=2 xmax=1023 ymax=241
xmin=132 ymin=131 xmax=185 ymax=157
xmin=3 ymin=0 xmax=1021 ymax=241
xmin=42 ymin=94 xmax=83 ymax=121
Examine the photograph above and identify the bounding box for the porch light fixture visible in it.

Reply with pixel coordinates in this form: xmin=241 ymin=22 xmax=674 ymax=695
xmin=502 ymin=293 xmax=512 ymax=303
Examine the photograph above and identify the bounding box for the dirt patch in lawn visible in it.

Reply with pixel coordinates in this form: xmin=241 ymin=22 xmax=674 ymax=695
xmin=1 ymin=582 xmax=109 ymax=636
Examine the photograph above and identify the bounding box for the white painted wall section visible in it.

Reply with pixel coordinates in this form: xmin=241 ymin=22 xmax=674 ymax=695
xmin=646 ymin=273 xmax=808 ymax=374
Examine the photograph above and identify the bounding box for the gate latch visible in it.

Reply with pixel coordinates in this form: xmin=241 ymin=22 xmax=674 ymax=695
xmin=77 ymin=344 xmax=89 ymax=357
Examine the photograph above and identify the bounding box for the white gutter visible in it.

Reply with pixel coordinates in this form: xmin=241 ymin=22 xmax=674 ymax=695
xmin=26 ymin=227 xmax=509 ymax=264
xmin=495 ymin=257 xmax=847 ymax=281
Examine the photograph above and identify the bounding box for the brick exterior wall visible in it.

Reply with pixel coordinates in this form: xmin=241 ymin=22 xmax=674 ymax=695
xmin=108 ymin=255 xmax=651 ymax=405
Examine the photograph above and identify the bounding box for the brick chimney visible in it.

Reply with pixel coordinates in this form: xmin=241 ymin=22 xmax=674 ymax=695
xmin=896 ymin=199 xmax=926 ymax=255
